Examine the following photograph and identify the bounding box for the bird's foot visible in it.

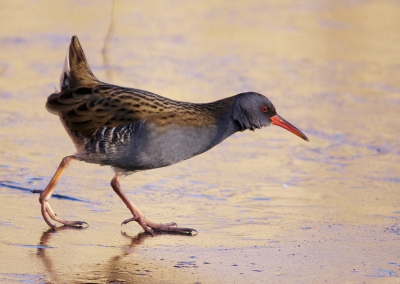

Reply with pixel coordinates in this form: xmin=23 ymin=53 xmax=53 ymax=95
xmin=121 ymin=216 xmax=197 ymax=236
xmin=33 ymin=190 xmax=88 ymax=229
xmin=42 ymin=200 xmax=89 ymax=229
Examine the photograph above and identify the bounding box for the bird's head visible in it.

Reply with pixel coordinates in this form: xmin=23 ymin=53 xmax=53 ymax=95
xmin=233 ymin=92 xmax=309 ymax=141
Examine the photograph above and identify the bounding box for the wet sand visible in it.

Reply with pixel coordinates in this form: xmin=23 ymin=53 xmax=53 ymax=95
xmin=0 ymin=1 xmax=399 ymax=283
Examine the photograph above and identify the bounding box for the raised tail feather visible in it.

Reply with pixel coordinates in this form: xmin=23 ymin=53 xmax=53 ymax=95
xmin=59 ymin=35 xmax=99 ymax=90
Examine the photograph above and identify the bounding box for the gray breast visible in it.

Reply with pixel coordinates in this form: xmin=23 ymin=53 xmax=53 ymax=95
xmin=76 ymin=117 xmax=235 ymax=172
xmin=122 ymin=122 xmax=220 ymax=171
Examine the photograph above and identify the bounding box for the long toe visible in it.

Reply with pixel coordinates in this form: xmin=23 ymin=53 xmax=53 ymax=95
xmin=42 ymin=201 xmax=89 ymax=229
xmin=63 ymin=220 xmax=89 ymax=228
xmin=121 ymin=216 xmax=196 ymax=235
xmin=145 ymin=220 xmax=197 ymax=235
xmin=121 ymin=217 xmax=136 ymax=226
xmin=152 ymin=225 xmax=198 ymax=235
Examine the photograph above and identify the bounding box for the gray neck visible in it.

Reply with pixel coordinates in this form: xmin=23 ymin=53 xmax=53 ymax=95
xmin=205 ymin=113 xmax=241 ymax=149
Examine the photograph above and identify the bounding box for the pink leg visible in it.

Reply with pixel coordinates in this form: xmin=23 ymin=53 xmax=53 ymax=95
xmin=33 ymin=156 xmax=88 ymax=229
xmin=111 ymin=174 xmax=196 ymax=235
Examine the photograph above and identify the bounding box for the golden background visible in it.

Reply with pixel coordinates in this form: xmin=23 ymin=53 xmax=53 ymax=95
xmin=0 ymin=1 xmax=399 ymax=283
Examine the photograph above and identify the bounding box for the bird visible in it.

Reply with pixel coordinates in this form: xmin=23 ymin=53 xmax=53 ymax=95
xmin=34 ymin=35 xmax=309 ymax=235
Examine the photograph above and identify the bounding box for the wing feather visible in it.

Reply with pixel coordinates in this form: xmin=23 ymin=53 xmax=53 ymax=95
xmin=46 ymin=85 xmax=170 ymax=137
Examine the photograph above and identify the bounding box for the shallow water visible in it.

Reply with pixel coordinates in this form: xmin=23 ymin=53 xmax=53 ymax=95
xmin=0 ymin=1 xmax=399 ymax=283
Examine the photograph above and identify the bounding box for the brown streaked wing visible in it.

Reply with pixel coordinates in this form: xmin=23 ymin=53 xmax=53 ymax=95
xmin=46 ymin=85 xmax=172 ymax=137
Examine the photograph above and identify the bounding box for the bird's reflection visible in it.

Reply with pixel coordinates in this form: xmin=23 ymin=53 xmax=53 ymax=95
xmin=106 ymin=229 xmax=196 ymax=282
xmin=118 ymin=229 xmax=193 ymax=255
xmin=36 ymin=227 xmax=85 ymax=283
xmin=36 ymin=227 xmax=194 ymax=283
xmin=120 ymin=230 xmax=154 ymax=255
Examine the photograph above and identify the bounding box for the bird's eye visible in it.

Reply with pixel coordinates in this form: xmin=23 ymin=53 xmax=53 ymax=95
xmin=261 ymin=105 xmax=268 ymax=112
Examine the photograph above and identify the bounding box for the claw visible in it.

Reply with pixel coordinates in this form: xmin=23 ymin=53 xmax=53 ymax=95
xmin=121 ymin=217 xmax=136 ymax=226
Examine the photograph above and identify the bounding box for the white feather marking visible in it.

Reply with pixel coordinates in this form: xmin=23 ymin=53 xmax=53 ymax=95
xmin=100 ymin=127 xmax=106 ymax=138
xmin=108 ymin=127 xmax=115 ymax=140
xmin=59 ymin=50 xmax=70 ymax=91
